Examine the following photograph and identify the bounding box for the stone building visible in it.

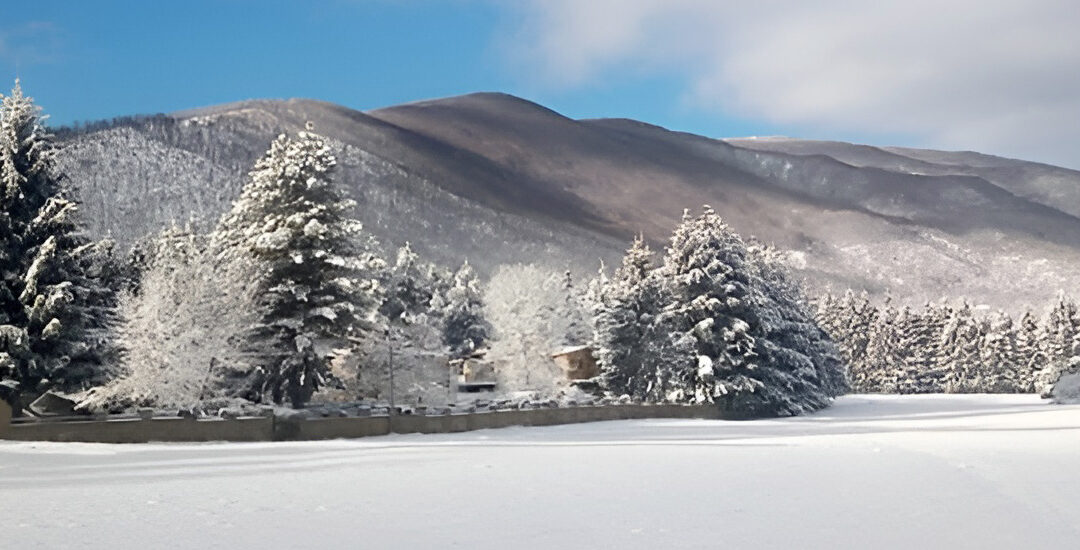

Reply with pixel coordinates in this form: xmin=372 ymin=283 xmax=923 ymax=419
xmin=551 ymin=346 xmax=599 ymax=380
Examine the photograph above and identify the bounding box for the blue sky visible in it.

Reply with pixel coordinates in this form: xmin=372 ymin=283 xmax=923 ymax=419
xmin=0 ymin=1 xmax=778 ymax=139
xmin=2 ymin=1 xmax=1078 ymax=167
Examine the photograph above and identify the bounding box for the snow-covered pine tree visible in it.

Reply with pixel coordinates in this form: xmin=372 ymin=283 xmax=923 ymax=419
xmin=380 ymin=242 xmax=435 ymax=325
xmin=923 ymin=301 xmax=955 ymax=392
xmin=0 ymin=80 xmax=118 ymax=402
xmin=655 ymin=207 xmax=842 ymax=417
xmin=745 ymin=239 xmax=848 ymax=400
xmin=19 ymin=195 xmax=119 ymax=391
xmin=981 ymin=311 xmax=1020 ymax=392
xmin=941 ymin=302 xmax=985 ymax=393
xmin=813 ymin=293 xmax=841 ymax=339
xmin=214 ymin=130 xmax=384 ymax=407
xmin=1037 ymin=294 xmax=1080 ymax=395
xmin=843 ymin=291 xmax=877 ymax=388
xmin=594 ymin=236 xmax=672 ymax=399
xmin=895 ymin=302 xmax=948 ymax=393
xmin=1015 ymin=310 xmax=1045 ymax=391
xmin=860 ymin=299 xmax=900 ymax=392
xmin=431 ymin=260 xmax=490 ymax=359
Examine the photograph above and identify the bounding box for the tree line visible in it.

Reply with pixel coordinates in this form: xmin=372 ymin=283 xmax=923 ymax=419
xmin=815 ymin=291 xmax=1080 ymax=395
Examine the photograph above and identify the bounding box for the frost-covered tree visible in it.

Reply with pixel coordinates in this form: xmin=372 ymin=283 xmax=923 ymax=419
xmin=0 ymin=80 xmax=118 ymax=403
xmin=654 ymin=207 xmax=843 ymax=416
xmin=79 ymin=226 xmax=261 ymax=412
xmin=557 ymin=270 xmax=591 ymax=348
xmin=380 ymin=242 xmax=435 ymax=325
xmin=1037 ymin=294 xmax=1080 ymax=394
xmin=593 ymin=236 xmax=678 ymax=400
xmin=214 ymin=130 xmax=384 ymax=407
xmin=980 ymin=311 xmax=1021 ymax=392
xmin=1015 ymin=310 xmax=1045 ymax=392
xmin=484 ymin=264 xmax=579 ymax=393
xmin=818 ymin=288 xmax=1058 ymax=394
xmin=745 ymin=239 xmax=847 ymax=400
xmin=818 ymin=290 xmax=877 ymax=391
xmin=19 ymin=198 xmax=119 ymax=391
xmin=892 ymin=304 xmax=948 ymax=393
xmin=430 ymin=260 xmax=489 ymax=359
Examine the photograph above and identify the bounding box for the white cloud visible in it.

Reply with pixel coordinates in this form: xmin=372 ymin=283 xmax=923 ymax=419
xmin=504 ymin=0 xmax=1080 ymax=168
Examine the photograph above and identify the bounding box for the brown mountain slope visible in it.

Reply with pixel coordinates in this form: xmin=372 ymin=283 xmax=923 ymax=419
xmin=58 ymin=92 xmax=1080 ymax=310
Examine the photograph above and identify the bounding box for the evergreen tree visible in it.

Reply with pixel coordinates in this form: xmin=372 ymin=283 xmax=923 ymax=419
xmin=1015 ymin=310 xmax=1044 ymax=391
xmin=894 ymin=302 xmax=949 ymax=393
xmin=19 ymin=199 xmax=119 ymax=391
xmin=1038 ymin=294 xmax=1080 ymax=395
xmin=431 ymin=260 xmax=490 ymax=359
xmin=861 ymin=299 xmax=900 ymax=392
xmin=380 ymin=242 xmax=435 ymax=325
xmin=594 ymin=236 xmax=673 ymax=399
xmin=745 ymin=239 xmax=847 ymax=398
xmin=981 ymin=311 xmax=1020 ymax=392
xmin=655 ymin=207 xmax=842 ymax=416
xmin=0 ymin=80 xmax=118 ymax=402
xmin=941 ymin=303 xmax=984 ymax=392
xmin=214 ymin=130 xmax=383 ymax=407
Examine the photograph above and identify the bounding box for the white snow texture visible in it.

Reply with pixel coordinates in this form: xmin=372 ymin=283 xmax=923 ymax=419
xmin=2 ymin=394 xmax=1078 ymax=550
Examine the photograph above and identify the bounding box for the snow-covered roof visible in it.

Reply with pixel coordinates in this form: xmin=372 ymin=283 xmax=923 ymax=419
xmin=551 ymin=345 xmax=593 ymax=357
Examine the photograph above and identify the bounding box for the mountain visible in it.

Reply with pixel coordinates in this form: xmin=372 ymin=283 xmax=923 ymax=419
xmin=54 ymin=93 xmax=1080 ymax=311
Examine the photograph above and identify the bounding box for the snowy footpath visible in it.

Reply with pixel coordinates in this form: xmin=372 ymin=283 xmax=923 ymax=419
xmin=2 ymin=394 xmax=1079 ymax=550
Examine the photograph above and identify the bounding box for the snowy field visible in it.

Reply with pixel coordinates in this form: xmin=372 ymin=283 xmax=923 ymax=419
xmin=3 ymin=395 xmax=1079 ymax=550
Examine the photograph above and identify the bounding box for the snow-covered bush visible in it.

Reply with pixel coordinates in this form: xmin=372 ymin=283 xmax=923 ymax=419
xmin=1049 ymin=363 xmax=1080 ymax=404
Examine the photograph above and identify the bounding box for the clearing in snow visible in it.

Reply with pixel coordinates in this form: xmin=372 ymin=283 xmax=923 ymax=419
xmin=2 ymin=394 xmax=1079 ymax=549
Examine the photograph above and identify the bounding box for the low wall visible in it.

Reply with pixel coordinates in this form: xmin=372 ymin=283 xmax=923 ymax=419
xmin=4 ymin=416 xmax=274 ymax=444
xmin=0 ymin=400 xmax=10 ymax=438
xmin=2 ymin=404 xmax=722 ymax=444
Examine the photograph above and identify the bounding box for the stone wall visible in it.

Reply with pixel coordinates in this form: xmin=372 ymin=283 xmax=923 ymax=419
xmin=0 ymin=400 xmax=10 ymax=438
xmin=2 ymin=404 xmax=723 ymax=444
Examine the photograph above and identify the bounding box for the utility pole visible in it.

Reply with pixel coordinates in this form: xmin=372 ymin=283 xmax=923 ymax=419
xmin=386 ymin=328 xmax=395 ymax=420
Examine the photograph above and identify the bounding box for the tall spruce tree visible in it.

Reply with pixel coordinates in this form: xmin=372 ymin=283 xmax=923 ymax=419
xmin=1038 ymin=294 xmax=1080 ymax=394
xmin=655 ymin=207 xmax=843 ymax=417
xmin=214 ymin=130 xmax=383 ymax=407
xmin=380 ymin=242 xmax=434 ymax=325
xmin=431 ymin=260 xmax=490 ymax=359
xmin=1015 ymin=310 xmax=1044 ymax=391
xmin=0 ymin=80 xmax=117 ymax=403
xmin=860 ymin=298 xmax=900 ymax=392
xmin=594 ymin=236 xmax=676 ymax=400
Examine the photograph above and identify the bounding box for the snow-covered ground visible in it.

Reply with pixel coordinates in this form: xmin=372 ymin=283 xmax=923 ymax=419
xmin=3 ymin=394 xmax=1079 ymax=549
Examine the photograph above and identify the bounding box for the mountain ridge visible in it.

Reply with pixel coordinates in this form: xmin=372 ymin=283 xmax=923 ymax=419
xmin=53 ymin=92 xmax=1080 ymax=311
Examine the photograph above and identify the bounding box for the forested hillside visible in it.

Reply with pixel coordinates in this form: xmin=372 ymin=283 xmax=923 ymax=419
xmin=55 ymin=93 xmax=1080 ymax=311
